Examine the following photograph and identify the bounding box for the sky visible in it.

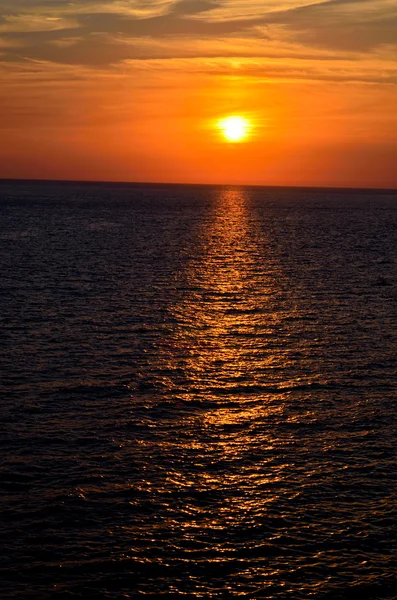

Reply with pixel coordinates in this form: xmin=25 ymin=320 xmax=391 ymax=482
xmin=0 ymin=0 xmax=396 ymax=187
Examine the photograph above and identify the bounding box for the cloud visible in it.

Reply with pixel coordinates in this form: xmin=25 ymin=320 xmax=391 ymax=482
xmin=0 ymin=0 xmax=395 ymax=82
xmin=262 ymin=0 xmax=397 ymax=51
xmin=186 ymin=0 xmax=326 ymax=22
xmin=0 ymin=14 xmax=78 ymax=33
xmin=0 ymin=1 xmax=177 ymax=19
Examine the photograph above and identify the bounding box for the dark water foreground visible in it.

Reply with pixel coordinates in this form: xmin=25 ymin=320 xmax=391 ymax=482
xmin=0 ymin=181 xmax=396 ymax=599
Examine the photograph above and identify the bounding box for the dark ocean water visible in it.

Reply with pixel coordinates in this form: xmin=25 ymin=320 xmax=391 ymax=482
xmin=0 ymin=180 xmax=396 ymax=599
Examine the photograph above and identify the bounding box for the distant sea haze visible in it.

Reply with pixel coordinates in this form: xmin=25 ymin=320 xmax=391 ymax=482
xmin=1 ymin=180 xmax=396 ymax=599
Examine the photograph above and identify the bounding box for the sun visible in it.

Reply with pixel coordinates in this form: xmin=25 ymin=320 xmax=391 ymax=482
xmin=218 ymin=116 xmax=251 ymax=143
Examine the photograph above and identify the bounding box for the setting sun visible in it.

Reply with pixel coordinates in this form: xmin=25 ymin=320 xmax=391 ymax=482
xmin=218 ymin=116 xmax=251 ymax=143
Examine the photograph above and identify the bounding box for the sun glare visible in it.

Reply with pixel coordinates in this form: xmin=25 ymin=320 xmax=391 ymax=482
xmin=218 ymin=116 xmax=251 ymax=143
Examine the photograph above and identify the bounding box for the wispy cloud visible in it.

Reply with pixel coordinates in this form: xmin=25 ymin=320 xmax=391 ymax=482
xmin=0 ymin=14 xmax=78 ymax=33
xmin=0 ymin=1 xmax=178 ymax=18
xmin=0 ymin=0 xmax=395 ymax=70
xmin=186 ymin=0 xmax=326 ymax=22
xmin=263 ymin=0 xmax=397 ymax=51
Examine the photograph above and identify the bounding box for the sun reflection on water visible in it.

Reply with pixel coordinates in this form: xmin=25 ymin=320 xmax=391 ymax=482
xmin=130 ymin=188 xmax=297 ymax=541
xmin=162 ymin=188 xmax=288 ymax=427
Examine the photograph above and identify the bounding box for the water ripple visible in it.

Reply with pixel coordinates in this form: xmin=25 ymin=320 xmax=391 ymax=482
xmin=0 ymin=182 xmax=396 ymax=599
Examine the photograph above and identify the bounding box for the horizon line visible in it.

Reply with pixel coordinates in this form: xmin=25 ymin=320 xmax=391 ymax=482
xmin=0 ymin=177 xmax=396 ymax=194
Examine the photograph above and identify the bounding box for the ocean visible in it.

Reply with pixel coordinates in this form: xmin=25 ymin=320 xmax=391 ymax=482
xmin=0 ymin=180 xmax=396 ymax=599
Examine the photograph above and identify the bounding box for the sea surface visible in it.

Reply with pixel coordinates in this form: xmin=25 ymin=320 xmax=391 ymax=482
xmin=0 ymin=180 xmax=396 ymax=599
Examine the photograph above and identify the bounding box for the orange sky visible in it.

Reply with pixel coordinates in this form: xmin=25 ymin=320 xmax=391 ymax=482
xmin=0 ymin=0 xmax=396 ymax=188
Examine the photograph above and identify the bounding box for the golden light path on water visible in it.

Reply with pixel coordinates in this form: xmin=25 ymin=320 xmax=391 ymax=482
xmin=118 ymin=186 xmax=396 ymax=600
xmin=146 ymin=189 xmax=296 ymax=530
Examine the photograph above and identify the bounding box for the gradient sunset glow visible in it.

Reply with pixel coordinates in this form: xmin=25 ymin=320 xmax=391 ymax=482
xmin=0 ymin=0 xmax=396 ymax=188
